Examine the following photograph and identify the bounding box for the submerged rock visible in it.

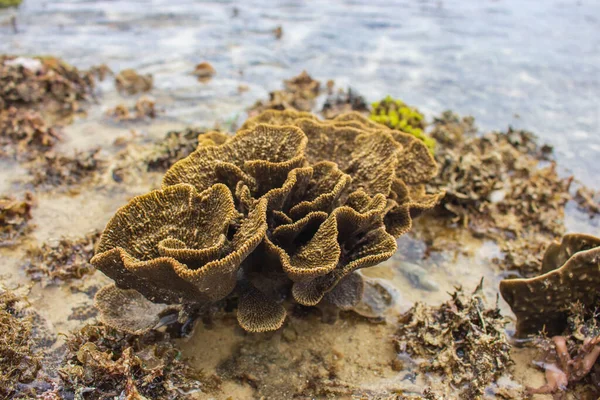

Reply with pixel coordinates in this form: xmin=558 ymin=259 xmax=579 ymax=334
xmin=91 ymin=110 xmax=442 ymax=333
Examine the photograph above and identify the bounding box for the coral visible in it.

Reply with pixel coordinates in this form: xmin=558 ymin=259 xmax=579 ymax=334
xmin=574 ymin=186 xmax=600 ymax=217
xmin=92 ymin=110 xmax=441 ymax=332
xmin=0 ymin=192 xmax=34 ymax=247
xmin=248 ymin=71 xmax=321 ymax=115
xmin=370 ymin=96 xmax=435 ymax=153
xmin=394 ymin=282 xmax=511 ymax=398
xmin=0 ymin=290 xmax=42 ymax=399
xmin=193 ymin=62 xmax=216 ymax=82
xmin=23 ymin=231 xmax=100 ymax=283
xmin=321 ymin=87 xmax=369 ymax=119
xmin=0 ymin=106 xmax=60 ymax=160
xmin=28 ymin=148 xmax=105 ymax=188
xmin=115 ymin=69 xmax=153 ymax=95
xmin=0 ymin=55 xmax=95 ymax=112
xmin=57 ymin=323 xmax=217 ymax=399
xmin=430 ymin=111 xmax=572 ymax=276
xmin=500 ymin=233 xmax=600 ymax=337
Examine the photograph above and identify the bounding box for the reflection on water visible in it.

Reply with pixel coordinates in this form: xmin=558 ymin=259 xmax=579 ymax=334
xmin=2 ymin=0 xmax=599 ymax=185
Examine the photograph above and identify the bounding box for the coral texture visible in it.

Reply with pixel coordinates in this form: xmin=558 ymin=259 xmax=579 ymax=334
xmin=500 ymin=233 xmax=600 ymax=337
xmin=92 ymin=110 xmax=441 ymax=332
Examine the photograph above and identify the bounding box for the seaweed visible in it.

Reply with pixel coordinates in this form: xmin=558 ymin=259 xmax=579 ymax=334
xmin=23 ymin=231 xmax=100 ymax=284
xmin=0 ymin=55 xmax=95 ymax=114
xmin=106 ymin=97 xmax=156 ymax=121
xmin=370 ymin=96 xmax=436 ymax=153
xmin=0 ymin=106 xmax=61 ymax=160
xmin=0 ymin=192 xmax=34 ymax=247
xmin=0 ymin=290 xmax=42 ymax=399
xmin=321 ymin=87 xmax=369 ymax=119
xmin=27 ymin=148 xmax=106 ymax=188
xmin=394 ymin=282 xmax=512 ymax=398
xmin=56 ymin=323 xmax=218 ymax=399
xmin=430 ymin=111 xmax=572 ymax=276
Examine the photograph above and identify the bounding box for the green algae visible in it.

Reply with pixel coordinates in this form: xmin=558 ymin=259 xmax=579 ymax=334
xmin=370 ymin=96 xmax=436 ymax=153
xmin=0 ymin=0 xmax=22 ymax=8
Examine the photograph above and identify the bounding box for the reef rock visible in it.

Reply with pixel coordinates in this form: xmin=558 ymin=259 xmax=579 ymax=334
xmin=92 ymin=110 xmax=442 ymax=333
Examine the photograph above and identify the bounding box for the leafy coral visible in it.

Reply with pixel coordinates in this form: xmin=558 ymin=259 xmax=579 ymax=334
xmin=91 ymin=110 xmax=441 ymax=333
xmin=500 ymin=233 xmax=600 ymax=337
xmin=369 ymin=96 xmax=436 ymax=153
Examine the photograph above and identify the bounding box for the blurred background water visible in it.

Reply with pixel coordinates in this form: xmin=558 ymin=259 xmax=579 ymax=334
xmin=1 ymin=0 xmax=599 ymax=186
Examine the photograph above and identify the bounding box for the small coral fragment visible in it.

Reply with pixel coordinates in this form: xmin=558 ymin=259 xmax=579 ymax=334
xmin=248 ymin=71 xmax=321 ymax=115
xmin=500 ymin=233 xmax=600 ymax=337
xmin=115 ymin=69 xmax=153 ymax=95
xmin=193 ymin=62 xmax=216 ymax=82
xmin=0 ymin=106 xmax=60 ymax=160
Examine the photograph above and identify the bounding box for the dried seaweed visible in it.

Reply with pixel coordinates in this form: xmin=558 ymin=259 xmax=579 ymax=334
xmin=0 ymin=106 xmax=61 ymax=160
xmin=23 ymin=231 xmax=100 ymax=284
xmin=56 ymin=323 xmax=218 ymax=399
xmin=0 ymin=55 xmax=95 ymax=113
xmin=394 ymin=282 xmax=511 ymax=398
xmin=0 ymin=192 xmax=34 ymax=247
xmin=27 ymin=148 xmax=106 ymax=188
xmin=106 ymin=97 xmax=156 ymax=121
xmin=0 ymin=290 xmax=42 ymax=399
xmin=430 ymin=111 xmax=571 ymax=276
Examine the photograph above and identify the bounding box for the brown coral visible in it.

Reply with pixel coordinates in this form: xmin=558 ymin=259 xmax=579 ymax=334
xmin=115 ymin=69 xmax=153 ymax=95
xmin=92 ymin=110 xmax=441 ymax=332
xmin=500 ymin=233 xmax=600 ymax=337
xmin=247 ymin=71 xmax=321 ymax=115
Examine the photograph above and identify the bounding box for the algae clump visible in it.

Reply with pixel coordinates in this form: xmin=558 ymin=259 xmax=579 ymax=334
xmin=0 ymin=0 xmax=22 ymax=8
xmin=370 ymin=96 xmax=436 ymax=153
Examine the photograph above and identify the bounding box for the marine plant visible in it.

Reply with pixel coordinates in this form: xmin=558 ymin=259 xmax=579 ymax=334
xmin=91 ymin=110 xmax=442 ymax=333
xmin=369 ymin=96 xmax=436 ymax=153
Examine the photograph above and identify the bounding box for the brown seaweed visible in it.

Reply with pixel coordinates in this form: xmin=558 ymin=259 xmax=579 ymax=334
xmin=0 ymin=192 xmax=34 ymax=247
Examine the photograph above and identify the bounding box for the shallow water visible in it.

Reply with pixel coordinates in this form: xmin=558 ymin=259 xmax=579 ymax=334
xmin=2 ymin=0 xmax=599 ymax=184
xmin=1 ymin=0 xmax=599 ymax=398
